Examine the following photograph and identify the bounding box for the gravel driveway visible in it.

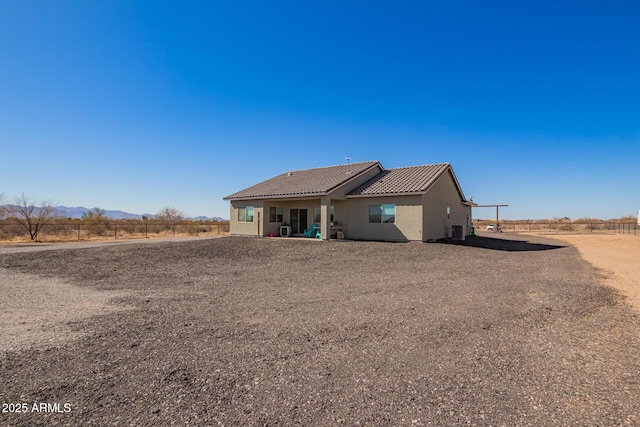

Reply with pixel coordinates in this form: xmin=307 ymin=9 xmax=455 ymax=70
xmin=1 ymin=235 xmax=639 ymax=426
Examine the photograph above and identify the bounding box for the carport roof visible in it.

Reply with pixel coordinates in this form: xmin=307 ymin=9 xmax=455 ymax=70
xmin=223 ymin=161 xmax=382 ymax=200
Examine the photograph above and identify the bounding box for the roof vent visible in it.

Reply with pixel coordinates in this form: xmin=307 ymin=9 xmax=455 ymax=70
xmin=287 ymin=172 xmax=293 ymax=176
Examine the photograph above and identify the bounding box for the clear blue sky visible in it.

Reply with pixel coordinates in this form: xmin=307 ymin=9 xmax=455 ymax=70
xmin=1 ymin=1 xmax=638 ymax=220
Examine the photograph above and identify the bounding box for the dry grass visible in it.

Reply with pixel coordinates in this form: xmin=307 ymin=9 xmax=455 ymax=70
xmin=0 ymin=222 xmax=230 ymax=244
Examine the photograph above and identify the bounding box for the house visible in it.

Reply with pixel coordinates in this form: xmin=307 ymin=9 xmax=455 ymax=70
xmin=223 ymin=160 xmax=474 ymax=242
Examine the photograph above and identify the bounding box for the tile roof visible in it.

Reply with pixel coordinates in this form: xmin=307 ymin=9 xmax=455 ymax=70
xmin=224 ymin=161 xmax=382 ymax=200
xmin=346 ymin=163 xmax=458 ymax=196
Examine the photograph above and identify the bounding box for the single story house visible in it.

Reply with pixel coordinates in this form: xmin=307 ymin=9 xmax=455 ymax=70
xmin=223 ymin=160 xmax=474 ymax=242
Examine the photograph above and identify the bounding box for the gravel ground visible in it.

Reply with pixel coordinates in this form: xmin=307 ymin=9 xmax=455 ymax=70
xmin=1 ymin=234 xmax=639 ymax=426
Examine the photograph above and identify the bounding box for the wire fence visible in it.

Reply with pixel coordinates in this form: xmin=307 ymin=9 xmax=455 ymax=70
xmin=476 ymin=221 xmax=638 ymax=235
xmin=0 ymin=220 xmax=230 ymax=242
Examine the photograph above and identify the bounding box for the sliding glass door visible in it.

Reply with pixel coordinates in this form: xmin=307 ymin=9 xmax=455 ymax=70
xmin=289 ymin=209 xmax=308 ymax=234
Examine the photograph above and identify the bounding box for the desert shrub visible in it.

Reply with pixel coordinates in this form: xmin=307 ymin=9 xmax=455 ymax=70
xmin=559 ymin=224 xmax=573 ymax=232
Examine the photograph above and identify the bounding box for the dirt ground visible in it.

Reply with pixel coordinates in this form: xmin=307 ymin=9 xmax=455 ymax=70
xmin=518 ymin=232 xmax=640 ymax=311
xmin=1 ymin=235 xmax=639 ymax=426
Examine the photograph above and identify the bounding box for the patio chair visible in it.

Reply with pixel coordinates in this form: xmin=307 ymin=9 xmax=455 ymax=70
xmin=302 ymin=224 xmax=318 ymax=238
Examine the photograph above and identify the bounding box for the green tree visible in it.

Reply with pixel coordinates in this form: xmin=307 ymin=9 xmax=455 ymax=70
xmin=81 ymin=207 xmax=110 ymax=236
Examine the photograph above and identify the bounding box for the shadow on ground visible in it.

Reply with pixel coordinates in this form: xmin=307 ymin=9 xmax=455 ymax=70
xmin=436 ymin=235 xmax=565 ymax=252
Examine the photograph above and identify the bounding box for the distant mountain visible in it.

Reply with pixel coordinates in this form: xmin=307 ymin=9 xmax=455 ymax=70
xmin=1 ymin=205 xmax=227 ymax=221
xmin=52 ymin=206 xmax=150 ymax=220
xmin=191 ymin=216 xmax=226 ymax=221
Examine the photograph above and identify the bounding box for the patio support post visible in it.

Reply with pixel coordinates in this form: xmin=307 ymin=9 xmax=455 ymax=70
xmin=321 ymin=197 xmax=331 ymax=240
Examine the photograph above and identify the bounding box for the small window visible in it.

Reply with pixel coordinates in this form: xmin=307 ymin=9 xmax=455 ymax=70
xmin=238 ymin=206 xmax=254 ymax=222
xmin=313 ymin=207 xmax=321 ymax=223
xmin=330 ymin=205 xmax=334 ymax=222
xmin=369 ymin=204 xmax=395 ymax=223
xmin=269 ymin=207 xmax=283 ymax=222
xmin=369 ymin=205 xmax=382 ymax=223
xmin=447 ymin=206 xmax=450 ymax=220
xmin=381 ymin=204 xmax=396 ymax=223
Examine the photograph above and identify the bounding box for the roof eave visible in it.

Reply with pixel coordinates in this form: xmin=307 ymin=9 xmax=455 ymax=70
xmin=224 ymin=192 xmax=329 ymax=201
xmin=346 ymin=191 xmax=426 ymax=199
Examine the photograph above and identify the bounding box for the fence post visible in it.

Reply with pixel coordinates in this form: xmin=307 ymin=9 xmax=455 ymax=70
xmin=145 ymin=223 xmax=148 ymax=238
xmin=173 ymin=223 xmax=176 ymax=236
xmin=77 ymin=223 xmax=81 ymax=240
xmin=114 ymin=224 xmax=117 ymax=239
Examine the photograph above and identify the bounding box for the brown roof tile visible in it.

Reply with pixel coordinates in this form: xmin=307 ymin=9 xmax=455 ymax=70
xmin=346 ymin=163 xmax=454 ymax=196
xmin=224 ymin=161 xmax=381 ymax=200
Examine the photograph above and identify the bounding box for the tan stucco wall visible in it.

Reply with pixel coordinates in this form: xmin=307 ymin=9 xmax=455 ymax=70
xmin=346 ymin=195 xmax=423 ymax=241
xmin=229 ymin=201 xmax=264 ymax=237
xmin=264 ymin=200 xmax=319 ymax=236
xmin=422 ymin=170 xmax=471 ymax=241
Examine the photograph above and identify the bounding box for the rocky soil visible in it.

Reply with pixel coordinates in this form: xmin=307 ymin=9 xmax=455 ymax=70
xmin=1 ymin=235 xmax=639 ymax=426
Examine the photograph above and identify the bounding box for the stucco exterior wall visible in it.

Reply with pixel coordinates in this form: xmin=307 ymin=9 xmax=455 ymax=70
xmin=422 ymin=171 xmax=471 ymax=240
xmin=229 ymin=200 xmax=264 ymax=237
xmin=346 ymin=195 xmax=422 ymax=241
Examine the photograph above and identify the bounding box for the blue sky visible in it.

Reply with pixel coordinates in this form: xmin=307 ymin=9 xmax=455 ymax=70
xmin=1 ymin=1 xmax=638 ymax=220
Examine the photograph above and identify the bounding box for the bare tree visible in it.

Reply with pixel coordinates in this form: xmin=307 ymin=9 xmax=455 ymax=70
xmin=6 ymin=194 xmax=59 ymax=241
xmin=157 ymin=207 xmax=184 ymax=222
xmin=156 ymin=207 xmax=184 ymax=231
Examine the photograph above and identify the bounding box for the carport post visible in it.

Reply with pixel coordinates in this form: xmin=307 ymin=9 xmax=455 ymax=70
xmin=474 ymin=204 xmax=509 ymax=232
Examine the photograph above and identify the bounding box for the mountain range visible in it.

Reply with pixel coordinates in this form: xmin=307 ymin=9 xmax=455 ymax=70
xmin=3 ymin=205 xmax=226 ymax=221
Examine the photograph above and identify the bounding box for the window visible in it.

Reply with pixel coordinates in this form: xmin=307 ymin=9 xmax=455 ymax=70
xmin=313 ymin=206 xmax=335 ymax=223
xmin=369 ymin=204 xmax=395 ymax=223
xmin=369 ymin=205 xmax=382 ymax=223
xmin=269 ymin=207 xmax=283 ymax=222
xmin=381 ymin=204 xmax=396 ymax=223
xmin=238 ymin=206 xmax=254 ymax=222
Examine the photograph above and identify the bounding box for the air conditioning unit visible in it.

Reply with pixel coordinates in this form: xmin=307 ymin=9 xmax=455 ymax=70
xmin=452 ymin=225 xmax=465 ymax=241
